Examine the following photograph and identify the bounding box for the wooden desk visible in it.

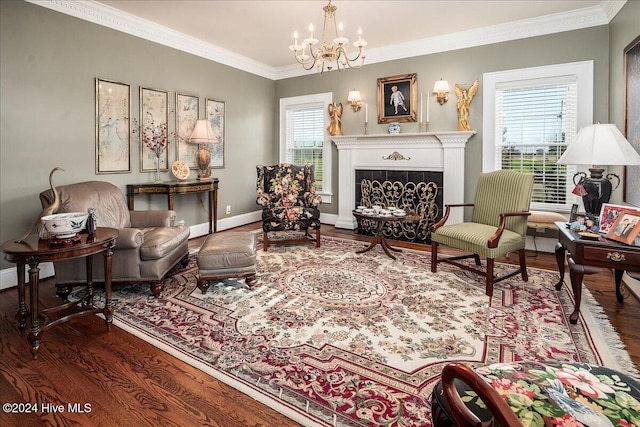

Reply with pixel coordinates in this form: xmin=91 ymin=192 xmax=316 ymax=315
xmin=554 ymin=221 xmax=640 ymax=324
xmin=1 ymin=228 xmax=118 ymax=358
xmin=127 ymin=179 xmax=219 ymax=234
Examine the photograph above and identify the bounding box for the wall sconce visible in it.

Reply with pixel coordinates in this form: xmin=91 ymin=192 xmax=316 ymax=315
xmin=433 ymin=79 xmax=450 ymax=105
xmin=347 ymin=90 xmax=362 ymax=112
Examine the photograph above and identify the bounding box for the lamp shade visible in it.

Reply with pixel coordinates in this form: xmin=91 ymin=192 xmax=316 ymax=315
xmin=433 ymin=79 xmax=450 ymax=94
xmin=347 ymin=90 xmax=361 ymax=102
xmin=188 ymin=119 xmax=217 ymax=145
xmin=556 ymin=123 xmax=640 ymax=166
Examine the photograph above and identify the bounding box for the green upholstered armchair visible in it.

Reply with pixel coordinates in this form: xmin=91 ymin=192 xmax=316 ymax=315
xmin=430 ymin=170 xmax=534 ymax=297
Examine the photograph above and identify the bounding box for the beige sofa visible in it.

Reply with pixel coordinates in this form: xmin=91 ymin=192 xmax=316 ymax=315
xmin=40 ymin=181 xmax=190 ymax=298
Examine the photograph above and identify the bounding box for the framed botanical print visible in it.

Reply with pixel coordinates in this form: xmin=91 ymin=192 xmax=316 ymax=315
xmin=377 ymin=73 xmax=417 ymax=124
xmin=95 ymin=78 xmax=131 ymax=174
xmin=624 ymin=35 xmax=640 ymax=206
xmin=139 ymin=87 xmax=169 ymax=172
xmin=176 ymin=93 xmax=199 ymax=169
xmin=206 ymin=98 xmax=225 ymax=168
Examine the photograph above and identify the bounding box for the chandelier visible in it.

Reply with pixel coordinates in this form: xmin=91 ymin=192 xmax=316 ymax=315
xmin=289 ymin=0 xmax=367 ymax=73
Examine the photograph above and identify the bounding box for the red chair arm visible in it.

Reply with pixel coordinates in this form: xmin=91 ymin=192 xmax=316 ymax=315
xmin=441 ymin=363 xmax=523 ymax=427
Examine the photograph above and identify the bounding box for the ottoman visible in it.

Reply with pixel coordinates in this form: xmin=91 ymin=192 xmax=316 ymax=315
xmin=196 ymin=232 xmax=257 ymax=293
xmin=431 ymin=361 xmax=640 ymax=426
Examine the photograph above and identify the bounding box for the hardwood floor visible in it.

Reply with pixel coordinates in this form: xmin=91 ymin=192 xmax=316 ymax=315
xmin=1 ymin=223 xmax=638 ymax=426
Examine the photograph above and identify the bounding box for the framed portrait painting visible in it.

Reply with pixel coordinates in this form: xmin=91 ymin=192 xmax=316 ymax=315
xmin=139 ymin=87 xmax=169 ymax=172
xmin=176 ymin=93 xmax=199 ymax=169
xmin=377 ymin=73 xmax=417 ymax=124
xmin=95 ymin=78 xmax=131 ymax=174
xmin=624 ymin=35 xmax=640 ymax=206
xmin=206 ymin=98 xmax=225 ymax=168
xmin=606 ymin=208 xmax=640 ymax=245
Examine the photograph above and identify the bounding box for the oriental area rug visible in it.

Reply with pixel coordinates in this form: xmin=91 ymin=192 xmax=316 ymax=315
xmin=73 ymin=235 xmax=637 ymax=427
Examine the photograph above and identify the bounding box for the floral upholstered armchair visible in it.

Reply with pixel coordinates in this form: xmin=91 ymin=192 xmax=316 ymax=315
xmin=256 ymin=163 xmax=322 ymax=251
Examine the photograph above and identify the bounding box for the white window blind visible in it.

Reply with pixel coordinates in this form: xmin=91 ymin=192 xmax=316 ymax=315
xmin=285 ymin=105 xmax=325 ymax=191
xmin=495 ymin=79 xmax=577 ymax=210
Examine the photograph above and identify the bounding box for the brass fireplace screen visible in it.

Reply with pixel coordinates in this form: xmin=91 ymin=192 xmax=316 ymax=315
xmin=355 ymin=170 xmax=443 ymax=243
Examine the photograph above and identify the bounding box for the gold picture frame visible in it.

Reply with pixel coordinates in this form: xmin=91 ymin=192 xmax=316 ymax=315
xmin=95 ymin=78 xmax=131 ymax=174
xmin=377 ymin=73 xmax=417 ymax=124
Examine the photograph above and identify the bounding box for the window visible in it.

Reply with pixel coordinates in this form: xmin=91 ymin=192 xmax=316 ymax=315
xmin=483 ymin=61 xmax=593 ymax=212
xmin=280 ymin=93 xmax=332 ymax=202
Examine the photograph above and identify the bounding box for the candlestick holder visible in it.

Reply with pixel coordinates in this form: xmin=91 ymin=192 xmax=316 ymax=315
xmin=425 ymin=121 xmax=430 ymax=133
xmin=419 ymin=121 xmax=424 ymax=133
xmin=364 ymin=122 xmax=368 ymax=135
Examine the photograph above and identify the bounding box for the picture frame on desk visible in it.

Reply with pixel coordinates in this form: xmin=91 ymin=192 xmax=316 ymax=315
xmin=606 ymin=208 xmax=640 ymax=245
xmin=597 ymin=203 xmax=628 ymax=234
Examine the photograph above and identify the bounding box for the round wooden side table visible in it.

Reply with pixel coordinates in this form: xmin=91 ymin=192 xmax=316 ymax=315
xmin=1 ymin=228 xmax=118 ymax=358
xmin=352 ymin=210 xmax=410 ymax=260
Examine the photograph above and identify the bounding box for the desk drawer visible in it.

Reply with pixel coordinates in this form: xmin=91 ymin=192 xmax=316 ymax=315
xmin=583 ymin=246 xmax=640 ymax=266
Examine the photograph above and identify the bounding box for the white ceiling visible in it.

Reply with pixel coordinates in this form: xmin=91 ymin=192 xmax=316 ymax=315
xmin=33 ymin=0 xmax=624 ymax=79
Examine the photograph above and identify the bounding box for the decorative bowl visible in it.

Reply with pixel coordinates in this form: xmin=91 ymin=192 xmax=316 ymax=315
xmin=41 ymin=212 xmax=88 ymax=239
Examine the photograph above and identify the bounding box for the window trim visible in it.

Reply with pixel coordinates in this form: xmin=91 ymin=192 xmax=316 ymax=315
xmin=482 ymin=61 xmax=594 ymax=212
xmin=279 ymin=92 xmax=333 ymax=203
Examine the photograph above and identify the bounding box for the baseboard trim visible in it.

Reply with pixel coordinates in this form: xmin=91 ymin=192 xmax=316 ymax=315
xmin=0 ymin=211 xmax=339 ymax=291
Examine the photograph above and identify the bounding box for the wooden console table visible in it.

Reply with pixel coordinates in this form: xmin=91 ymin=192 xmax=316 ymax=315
xmin=127 ymin=179 xmax=219 ymax=234
xmin=1 ymin=228 xmax=118 ymax=358
xmin=554 ymin=221 xmax=640 ymax=324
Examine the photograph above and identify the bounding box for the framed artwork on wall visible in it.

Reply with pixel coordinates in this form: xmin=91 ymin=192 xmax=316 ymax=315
xmin=377 ymin=73 xmax=417 ymax=124
xmin=624 ymin=35 xmax=640 ymax=206
xmin=139 ymin=87 xmax=169 ymax=173
xmin=95 ymin=78 xmax=131 ymax=174
xmin=206 ymin=98 xmax=225 ymax=168
xmin=176 ymin=93 xmax=199 ymax=169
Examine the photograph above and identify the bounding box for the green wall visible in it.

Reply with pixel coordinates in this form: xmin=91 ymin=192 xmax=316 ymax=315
xmin=0 ymin=0 xmax=274 ymax=270
xmin=275 ymin=26 xmax=611 ymax=216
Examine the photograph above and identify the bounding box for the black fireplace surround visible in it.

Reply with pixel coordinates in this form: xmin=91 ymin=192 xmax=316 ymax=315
xmin=355 ymin=170 xmax=443 ymax=243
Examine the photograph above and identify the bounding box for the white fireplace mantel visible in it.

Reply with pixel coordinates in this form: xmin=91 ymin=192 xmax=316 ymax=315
xmin=331 ymin=131 xmax=476 ymax=230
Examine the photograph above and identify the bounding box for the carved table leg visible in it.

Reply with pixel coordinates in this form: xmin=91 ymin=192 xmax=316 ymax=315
xmin=15 ymin=261 xmax=28 ymax=335
xmin=567 ymin=258 xmax=583 ymax=324
xmin=26 ymin=260 xmax=41 ymax=359
xmin=102 ymin=243 xmax=114 ymax=330
xmin=554 ymin=242 xmax=565 ymax=291
xmin=614 ymin=269 xmax=625 ymax=303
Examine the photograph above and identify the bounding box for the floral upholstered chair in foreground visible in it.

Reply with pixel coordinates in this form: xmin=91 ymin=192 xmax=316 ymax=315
xmin=431 ymin=169 xmax=534 ymax=297
xmin=431 ymin=361 xmax=640 ymax=427
xmin=256 ymin=163 xmax=322 ymax=251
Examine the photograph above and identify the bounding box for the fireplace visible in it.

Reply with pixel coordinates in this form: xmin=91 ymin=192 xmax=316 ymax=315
xmin=355 ymin=169 xmax=443 ymax=243
xmin=331 ymin=132 xmax=475 ymax=232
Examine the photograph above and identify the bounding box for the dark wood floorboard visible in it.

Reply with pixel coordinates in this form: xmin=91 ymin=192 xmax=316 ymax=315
xmin=1 ymin=222 xmax=638 ymax=426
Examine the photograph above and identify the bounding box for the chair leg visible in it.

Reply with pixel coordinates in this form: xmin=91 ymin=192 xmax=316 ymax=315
xmin=486 ymin=258 xmax=495 ymax=297
xmin=473 ymin=254 xmax=481 ymax=266
xmin=519 ymin=249 xmax=528 ymax=282
xmin=263 ymin=231 xmax=269 ymax=251
xmin=431 ymin=241 xmax=438 ymax=273
xmin=315 ymin=229 xmax=321 ymax=247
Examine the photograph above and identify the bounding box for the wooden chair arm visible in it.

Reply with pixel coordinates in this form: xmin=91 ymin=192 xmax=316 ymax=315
xmin=487 ymin=212 xmax=531 ymax=248
xmin=431 ymin=203 xmax=475 ymax=232
xmin=441 ymin=363 xmax=523 ymax=427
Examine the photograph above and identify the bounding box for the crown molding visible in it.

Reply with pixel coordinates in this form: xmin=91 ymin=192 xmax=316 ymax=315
xmin=26 ymin=0 xmax=278 ymax=80
xmin=28 ymin=0 xmax=624 ymax=81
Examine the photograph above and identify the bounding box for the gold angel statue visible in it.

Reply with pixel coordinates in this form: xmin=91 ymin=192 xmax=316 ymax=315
xmin=327 ymin=102 xmax=343 ymax=136
xmin=454 ymin=80 xmax=479 ymax=131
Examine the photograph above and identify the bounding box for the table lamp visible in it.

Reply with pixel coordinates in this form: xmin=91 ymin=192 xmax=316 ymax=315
xmin=188 ymin=119 xmax=217 ymax=180
xmin=556 ymin=123 xmax=640 ymax=215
